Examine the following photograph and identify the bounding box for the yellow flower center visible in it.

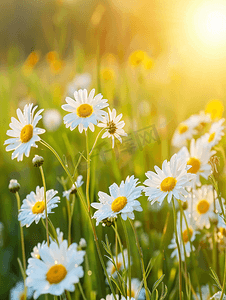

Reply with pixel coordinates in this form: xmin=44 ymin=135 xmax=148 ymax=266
xmin=46 ymin=264 xmax=67 ymax=284
xmin=219 ymin=227 xmax=226 ymax=237
xmin=35 ymin=254 xmax=40 ymax=259
xmin=187 ymin=157 xmax=201 ymax=174
xmin=101 ymin=68 xmax=115 ymax=81
xmin=32 ymin=201 xmax=45 ymax=214
xmin=77 ymin=104 xmax=93 ymax=118
xmin=178 ymin=123 xmax=188 ymax=134
xmin=108 ymin=121 xmax=117 ymax=134
xmin=205 ymin=99 xmax=224 ymax=120
xmin=182 ymin=228 xmax=193 ymax=243
xmin=197 ymin=199 xmax=210 ymax=214
xmin=127 ymin=289 xmax=135 ymax=298
xmin=160 ymin=177 xmax=177 ymax=192
xmin=19 ymin=292 xmax=25 ymax=300
xmin=20 ymin=124 xmax=33 ymax=143
xmin=111 ymin=262 xmax=122 ymax=274
xmin=111 ymin=196 xmax=127 ymax=212
xmin=208 ymin=132 xmax=215 ymax=143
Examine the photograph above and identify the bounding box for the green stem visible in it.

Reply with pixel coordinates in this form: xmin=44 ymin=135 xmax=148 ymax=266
xmin=220 ymin=249 xmax=226 ymax=300
xmin=172 ymin=198 xmax=182 ymax=300
xmin=78 ymin=282 xmax=87 ymax=300
xmin=39 ymin=165 xmax=49 ymax=246
xmin=89 ymin=128 xmax=105 ymax=156
xmin=16 ymin=192 xmax=27 ymax=299
xmin=66 ymin=290 xmax=72 ymax=300
xmin=15 ymin=192 xmax=26 ymax=273
xmin=129 ymin=219 xmax=150 ymax=300
xmin=86 ymin=131 xmax=91 ymax=212
xmin=112 ymin=222 xmax=127 ymax=295
xmin=121 ymin=218 xmax=131 ymax=298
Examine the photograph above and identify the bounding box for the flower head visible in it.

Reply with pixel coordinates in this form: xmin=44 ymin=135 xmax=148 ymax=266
xmin=169 ymin=211 xmax=197 ymax=261
xmin=178 ymin=138 xmax=216 ymax=186
xmin=192 ymin=185 xmax=221 ymax=229
xmin=202 ymin=118 xmax=225 ymax=148
xmin=106 ymin=249 xmax=130 ymax=278
xmin=43 ymin=109 xmax=62 ymax=132
xmin=67 ymin=73 xmax=92 ymax=97
xmin=62 ymin=89 xmax=109 ymax=133
xmin=31 ymin=241 xmax=46 ymax=259
xmin=143 ymin=153 xmax=195 ymax=205
xmin=4 ymin=104 xmax=45 ymax=161
xmin=18 ymin=186 xmax=60 ymax=227
xmin=205 ymin=99 xmax=224 ymax=120
xmin=172 ymin=115 xmax=200 ymax=148
xmin=210 ymin=291 xmax=226 ymax=299
xmin=98 ymin=108 xmax=127 ymax=148
xmin=10 ymin=281 xmax=33 ymax=300
xmin=91 ymin=176 xmax=143 ymax=225
xmin=63 ymin=175 xmax=84 ymax=200
xmin=8 ymin=179 xmax=20 ymax=193
xmin=26 ymin=239 xmax=85 ymax=299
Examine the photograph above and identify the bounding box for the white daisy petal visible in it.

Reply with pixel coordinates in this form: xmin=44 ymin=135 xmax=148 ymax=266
xmin=4 ymin=103 xmax=45 ymax=162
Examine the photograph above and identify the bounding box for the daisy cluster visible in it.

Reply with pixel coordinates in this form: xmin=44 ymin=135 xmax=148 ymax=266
xmin=5 ymin=78 xmax=226 ymax=300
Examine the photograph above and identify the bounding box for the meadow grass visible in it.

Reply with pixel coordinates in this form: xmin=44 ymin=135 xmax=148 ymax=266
xmin=1 ymin=46 xmax=226 ymax=300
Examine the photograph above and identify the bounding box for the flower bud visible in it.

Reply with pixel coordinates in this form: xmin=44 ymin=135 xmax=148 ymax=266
xmin=32 ymin=155 xmax=44 ymax=167
xmin=79 ymin=238 xmax=87 ymax=249
xmin=8 ymin=179 xmax=20 ymax=193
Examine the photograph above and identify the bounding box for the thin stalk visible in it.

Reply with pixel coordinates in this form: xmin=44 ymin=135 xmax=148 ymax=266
xmin=172 ymin=198 xmax=182 ymax=300
xmin=66 ymin=290 xmax=72 ymax=300
xmin=220 ymin=249 xmax=226 ymax=300
xmin=48 ymin=218 xmax=59 ymax=245
xmin=15 ymin=192 xmax=26 ymax=273
xmin=85 ymin=131 xmax=91 ymax=212
xmin=129 ymin=219 xmax=150 ymax=300
xmin=180 ymin=207 xmax=202 ymax=300
xmin=89 ymin=128 xmax=105 ymax=156
xmin=121 ymin=218 xmax=131 ymax=298
xmin=39 ymin=166 xmax=49 ymax=246
xmin=41 ymin=139 xmax=117 ymax=300
xmin=41 ymin=219 xmax=55 ymax=242
xmin=78 ymin=282 xmax=87 ymax=300
xmin=112 ymin=222 xmax=127 ymax=295
xmin=15 ymin=192 xmax=28 ymax=299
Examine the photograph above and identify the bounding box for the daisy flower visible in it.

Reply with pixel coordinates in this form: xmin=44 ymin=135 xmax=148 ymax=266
xmin=171 ymin=115 xmax=200 ymax=148
xmin=26 ymin=239 xmax=85 ymax=299
xmin=101 ymin=295 xmax=120 ymax=300
xmin=91 ymin=175 xmax=143 ymax=226
xmin=18 ymin=186 xmax=60 ymax=227
xmin=62 ymin=89 xmax=109 ymax=133
xmin=168 ymin=211 xmax=197 ymax=261
xmin=205 ymin=99 xmax=224 ymax=120
xmin=10 ymin=281 xmax=33 ymax=300
xmin=197 ymin=285 xmax=211 ymax=300
xmin=98 ymin=108 xmax=127 ymax=148
xmin=4 ymin=103 xmax=45 ymax=161
xmin=42 ymin=109 xmax=62 ymax=132
xmin=211 ymin=292 xmax=226 ymax=299
xmin=178 ymin=138 xmax=216 ymax=186
xmin=106 ymin=249 xmax=129 ymax=278
xmin=121 ymin=297 xmax=136 ymax=300
xmin=127 ymin=278 xmax=145 ymax=300
xmin=202 ymin=118 xmax=225 ymax=148
xmin=192 ymin=185 xmax=221 ymax=229
xmin=143 ymin=153 xmax=196 ymax=206
xmin=31 ymin=241 xmax=46 ymax=259
xmin=67 ymin=73 xmax=92 ymax=97
xmin=63 ymin=175 xmax=84 ymax=200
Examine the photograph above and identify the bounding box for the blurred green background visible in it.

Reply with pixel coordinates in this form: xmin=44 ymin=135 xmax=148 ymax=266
xmin=1 ymin=0 xmax=226 ymax=299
